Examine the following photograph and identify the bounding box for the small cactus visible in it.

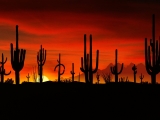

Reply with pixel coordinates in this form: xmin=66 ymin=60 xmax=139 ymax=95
xmin=70 ymin=63 xmax=75 ymax=82
xmin=139 ymin=73 xmax=144 ymax=83
xmin=132 ymin=64 xmax=137 ymax=83
xmin=26 ymin=73 xmax=30 ymax=82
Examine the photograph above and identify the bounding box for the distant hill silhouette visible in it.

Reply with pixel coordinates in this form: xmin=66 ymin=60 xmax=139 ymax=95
xmin=69 ymin=63 xmax=160 ymax=83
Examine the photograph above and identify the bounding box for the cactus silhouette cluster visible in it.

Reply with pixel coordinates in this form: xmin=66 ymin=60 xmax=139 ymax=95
xmin=37 ymin=45 xmax=46 ymax=83
xmin=132 ymin=64 xmax=137 ymax=83
xmin=54 ymin=53 xmax=65 ymax=82
xmin=70 ymin=63 xmax=75 ymax=82
xmin=145 ymin=14 xmax=160 ymax=84
xmin=80 ymin=34 xmax=99 ymax=84
xmin=0 ymin=14 xmax=159 ymax=85
xmin=110 ymin=49 xmax=124 ymax=82
xmin=10 ymin=25 xmax=26 ymax=85
xmin=0 ymin=53 xmax=11 ymax=83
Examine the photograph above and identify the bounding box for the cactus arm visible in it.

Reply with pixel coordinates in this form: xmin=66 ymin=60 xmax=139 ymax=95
xmin=10 ymin=43 xmax=14 ymax=65
xmin=54 ymin=63 xmax=65 ymax=75
xmin=92 ymin=50 xmax=99 ymax=73
xmin=59 ymin=64 xmax=65 ymax=75
xmin=80 ymin=57 xmax=85 ymax=72
xmin=110 ymin=66 xmax=115 ymax=74
xmin=42 ymin=50 xmax=46 ymax=65
xmin=0 ymin=54 xmax=7 ymax=64
xmin=145 ymin=40 xmax=153 ymax=75
xmin=3 ymin=57 xmax=7 ymax=64
xmin=4 ymin=70 xmax=11 ymax=75
xmin=60 ymin=64 xmax=65 ymax=75
xmin=20 ymin=49 xmax=24 ymax=62
xmin=54 ymin=65 xmax=58 ymax=71
xmin=20 ymin=49 xmax=26 ymax=63
xmin=118 ymin=63 xmax=123 ymax=74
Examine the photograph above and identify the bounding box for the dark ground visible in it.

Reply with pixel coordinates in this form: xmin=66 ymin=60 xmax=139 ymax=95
xmin=0 ymin=82 xmax=160 ymax=119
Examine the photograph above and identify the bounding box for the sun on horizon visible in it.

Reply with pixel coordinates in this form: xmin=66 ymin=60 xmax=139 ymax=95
xmin=36 ymin=76 xmax=49 ymax=82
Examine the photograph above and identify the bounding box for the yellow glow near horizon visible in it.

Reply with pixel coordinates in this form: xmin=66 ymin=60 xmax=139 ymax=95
xmin=36 ymin=76 xmax=49 ymax=82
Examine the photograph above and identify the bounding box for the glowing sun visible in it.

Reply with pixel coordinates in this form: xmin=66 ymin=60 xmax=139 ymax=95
xmin=36 ymin=76 xmax=49 ymax=82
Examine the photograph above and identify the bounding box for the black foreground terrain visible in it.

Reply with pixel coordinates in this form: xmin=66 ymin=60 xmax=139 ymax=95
xmin=0 ymin=82 xmax=160 ymax=119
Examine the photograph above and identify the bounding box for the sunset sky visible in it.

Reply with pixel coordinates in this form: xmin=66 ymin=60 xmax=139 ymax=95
xmin=0 ymin=0 xmax=160 ymax=83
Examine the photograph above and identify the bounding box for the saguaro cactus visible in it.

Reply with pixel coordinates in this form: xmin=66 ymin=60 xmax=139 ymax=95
xmin=145 ymin=14 xmax=160 ymax=84
xmin=80 ymin=34 xmax=99 ymax=84
xmin=70 ymin=63 xmax=75 ymax=82
xmin=26 ymin=73 xmax=30 ymax=82
xmin=139 ymin=73 xmax=144 ymax=83
xmin=0 ymin=53 xmax=11 ymax=83
xmin=110 ymin=49 xmax=124 ymax=82
xmin=132 ymin=64 xmax=137 ymax=83
xmin=10 ymin=25 xmax=26 ymax=85
xmin=54 ymin=53 xmax=65 ymax=82
xmin=37 ymin=45 xmax=46 ymax=83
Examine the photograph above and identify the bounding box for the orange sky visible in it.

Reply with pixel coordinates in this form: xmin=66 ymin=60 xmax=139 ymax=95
xmin=0 ymin=0 xmax=160 ymax=83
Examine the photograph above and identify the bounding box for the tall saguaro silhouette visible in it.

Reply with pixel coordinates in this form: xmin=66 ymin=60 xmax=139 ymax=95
xmin=54 ymin=53 xmax=65 ymax=82
xmin=132 ymin=64 xmax=137 ymax=83
xmin=110 ymin=49 xmax=123 ymax=82
xmin=80 ymin=34 xmax=99 ymax=84
xmin=0 ymin=53 xmax=11 ymax=83
xmin=37 ymin=45 xmax=46 ymax=83
xmin=70 ymin=63 xmax=75 ymax=82
xmin=145 ymin=14 xmax=160 ymax=84
xmin=10 ymin=25 xmax=26 ymax=85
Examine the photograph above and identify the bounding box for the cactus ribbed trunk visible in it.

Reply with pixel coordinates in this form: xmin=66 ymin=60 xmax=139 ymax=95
xmin=70 ymin=63 xmax=75 ymax=82
xmin=54 ymin=53 xmax=65 ymax=83
xmin=16 ymin=72 xmax=19 ymax=84
xmin=144 ymin=14 xmax=160 ymax=84
xmin=89 ymin=35 xmax=93 ymax=84
xmin=84 ymin=35 xmax=88 ymax=83
xmin=58 ymin=54 xmax=61 ymax=82
xmin=37 ymin=45 xmax=46 ymax=83
xmin=39 ymin=50 xmax=43 ymax=83
xmin=115 ymin=50 xmax=118 ymax=82
xmin=80 ymin=34 xmax=99 ymax=84
xmin=110 ymin=49 xmax=123 ymax=83
xmin=10 ymin=25 xmax=26 ymax=85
